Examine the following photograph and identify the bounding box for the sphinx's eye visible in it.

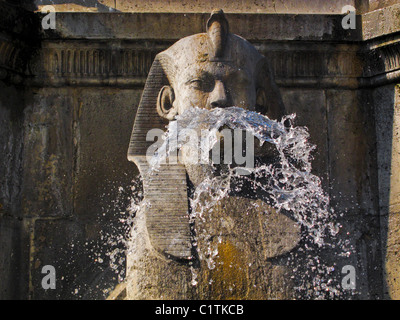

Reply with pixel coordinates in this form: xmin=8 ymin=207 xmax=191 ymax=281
xmin=186 ymin=74 xmax=214 ymax=92
xmin=187 ymin=79 xmax=203 ymax=90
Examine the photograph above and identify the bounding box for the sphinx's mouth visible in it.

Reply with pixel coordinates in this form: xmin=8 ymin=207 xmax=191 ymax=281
xmin=214 ymin=126 xmax=278 ymax=164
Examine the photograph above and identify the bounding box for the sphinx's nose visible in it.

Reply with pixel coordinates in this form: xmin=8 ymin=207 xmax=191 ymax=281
xmin=209 ymin=80 xmax=229 ymax=108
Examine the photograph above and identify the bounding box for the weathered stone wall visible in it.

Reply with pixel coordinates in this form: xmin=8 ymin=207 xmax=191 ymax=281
xmin=0 ymin=83 xmax=26 ymax=299
xmin=1 ymin=0 xmax=400 ymax=299
xmin=34 ymin=0 xmax=360 ymax=13
xmin=32 ymin=0 xmax=400 ymax=14
xmin=0 ymin=0 xmax=40 ymax=299
xmin=20 ymin=87 xmax=141 ymax=299
xmin=373 ymin=84 xmax=400 ymax=299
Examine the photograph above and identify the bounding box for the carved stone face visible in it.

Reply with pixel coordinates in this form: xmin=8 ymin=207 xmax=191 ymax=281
xmin=174 ymin=59 xmax=256 ymax=113
xmin=127 ymin=9 xmax=287 ymax=260
xmin=129 ymin=9 xmax=285 ymax=163
xmin=155 ymin=10 xmax=283 ymax=122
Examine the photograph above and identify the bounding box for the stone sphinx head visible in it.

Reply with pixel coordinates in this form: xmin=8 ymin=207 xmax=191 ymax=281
xmin=154 ymin=10 xmax=284 ymax=120
xmin=128 ymin=9 xmax=285 ymax=261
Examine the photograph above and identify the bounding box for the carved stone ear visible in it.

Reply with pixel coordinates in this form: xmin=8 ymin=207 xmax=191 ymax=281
xmin=156 ymin=85 xmax=177 ymax=120
xmin=255 ymin=87 xmax=268 ymax=114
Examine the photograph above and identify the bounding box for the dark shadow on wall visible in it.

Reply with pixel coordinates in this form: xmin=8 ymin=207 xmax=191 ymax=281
xmin=372 ymin=84 xmax=397 ymax=299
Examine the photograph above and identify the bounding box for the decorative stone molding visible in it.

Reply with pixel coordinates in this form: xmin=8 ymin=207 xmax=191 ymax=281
xmin=361 ymin=36 xmax=400 ymax=86
xmin=32 ymin=39 xmax=400 ymax=89
xmin=45 ymin=46 xmax=157 ymax=77
xmin=30 ymin=42 xmax=164 ymax=87
xmin=32 ymin=41 xmax=363 ymax=88
xmin=0 ymin=40 xmax=26 ymax=77
xmin=259 ymin=43 xmax=362 ymax=88
xmin=0 ymin=8 xmax=397 ymax=88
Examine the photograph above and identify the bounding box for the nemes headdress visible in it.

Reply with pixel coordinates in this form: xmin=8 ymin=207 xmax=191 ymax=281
xmin=128 ymin=10 xmax=284 ymax=260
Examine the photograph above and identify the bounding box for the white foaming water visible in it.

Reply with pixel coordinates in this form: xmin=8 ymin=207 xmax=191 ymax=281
xmin=148 ymin=107 xmax=339 ymax=246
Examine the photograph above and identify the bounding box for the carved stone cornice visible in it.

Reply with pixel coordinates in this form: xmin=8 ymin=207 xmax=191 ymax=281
xmin=0 ymin=38 xmax=29 ymax=81
xmin=258 ymin=43 xmax=362 ymax=89
xmin=360 ymin=35 xmax=400 ymax=87
xmin=30 ymin=40 xmax=363 ymax=89
xmin=41 ymin=12 xmax=360 ymax=42
xmin=23 ymin=10 xmax=400 ymax=89
xmin=30 ymin=41 xmax=165 ymax=87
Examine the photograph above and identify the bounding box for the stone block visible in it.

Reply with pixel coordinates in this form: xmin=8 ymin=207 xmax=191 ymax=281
xmin=0 ymin=217 xmax=22 ymax=299
xmin=36 ymin=0 xmax=358 ymax=14
xmin=374 ymin=84 xmax=397 ymax=214
xmin=362 ymin=3 xmax=400 ymax=40
xmin=47 ymin=12 xmax=360 ymax=42
xmin=281 ymin=89 xmax=329 ymax=189
xmin=31 ymin=218 xmax=122 ymax=299
xmin=0 ymin=83 xmax=25 ymax=218
xmin=21 ymin=89 xmax=74 ymax=218
xmin=384 ymin=212 xmax=400 ymax=299
xmin=73 ymin=88 xmax=141 ymax=222
xmin=326 ymin=89 xmax=376 ymax=215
